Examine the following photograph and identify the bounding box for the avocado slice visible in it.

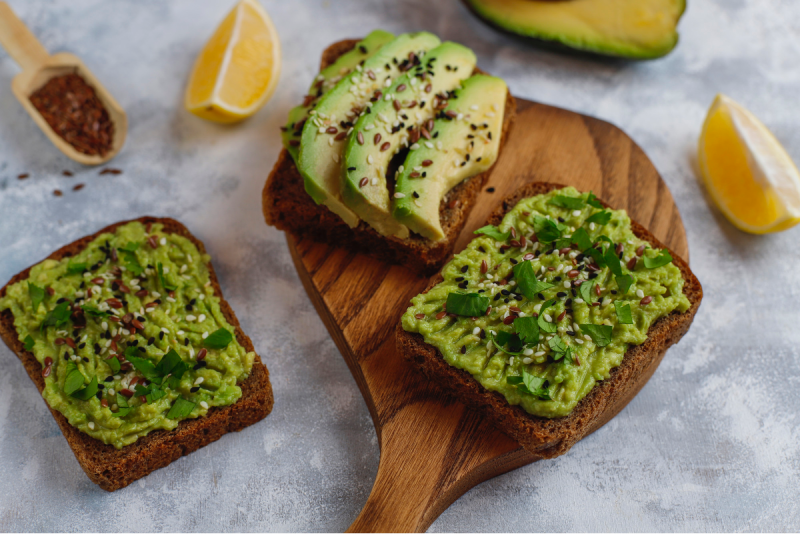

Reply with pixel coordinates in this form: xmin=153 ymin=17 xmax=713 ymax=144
xmin=464 ymin=0 xmax=686 ymax=60
xmin=341 ymin=42 xmax=477 ymax=238
xmin=297 ymin=32 xmax=441 ymax=228
xmin=282 ymin=30 xmax=395 ymax=163
xmin=393 ymin=75 xmax=507 ymax=241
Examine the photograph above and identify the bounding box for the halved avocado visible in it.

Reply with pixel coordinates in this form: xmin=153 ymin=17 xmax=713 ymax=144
xmin=297 ymin=32 xmax=441 ymax=228
xmin=463 ymin=0 xmax=686 ymax=60
xmin=341 ymin=42 xmax=477 ymax=239
xmin=393 ymin=75 xmax=507 ymax=240
xmin=282 ymin=30 xmax=395 ymax=162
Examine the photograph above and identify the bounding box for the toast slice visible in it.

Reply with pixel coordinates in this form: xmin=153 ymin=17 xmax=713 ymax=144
xmin=0 ymin=217 xmax=274 ymax=491
xmin=263 ymin=38 xmax=517 ymax=275
xmin=396 ymin=182 xmax=702 ymax=458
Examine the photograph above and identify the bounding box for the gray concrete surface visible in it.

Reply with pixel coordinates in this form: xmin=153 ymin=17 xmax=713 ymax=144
xmin=0 ymin=0 xmax=798 ymax=530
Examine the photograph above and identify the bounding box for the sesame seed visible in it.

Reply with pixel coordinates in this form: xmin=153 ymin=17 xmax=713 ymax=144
xmin=200 ymin=401 xmax=209 ymax=410
xmin=88 ymin=422 xmax=95 ymax=430
xmin=194 ymin=377 xmax=204 ymax=386
xmin=371 ymin=177 xmax=378 ymax=185
xmin=523 ymin=348 xmax=533 ymax=356
xmin=198 ymin=314 xmax=206 ymax=322
xmin=186 ymin=315 xmax=197 ymax=322
xmin=160 ymin=238 xmax=167 ymax=246
xmin=161 ymin=327 xmax=169 ymax=334
xmin=534 ymin=351 xmax=546 ymax=357
xmin=202 ymin=332 xmax=209 ymax=339
xmin=472 ymin=327 xmax=481 ymax=336
xmin=394 ymin=192 xmax=405 ymax=199
xmin=636 ymin=289 xmax=645 ymax=298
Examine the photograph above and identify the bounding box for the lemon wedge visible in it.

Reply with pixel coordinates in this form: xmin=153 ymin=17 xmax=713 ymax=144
xmin=185 ymin=0 xmax=281 ymax=123
xmin=698 ymin=94 xmax=800 ymax=234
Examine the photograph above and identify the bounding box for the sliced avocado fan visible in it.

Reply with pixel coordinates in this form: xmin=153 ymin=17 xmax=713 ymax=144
xmin=282 ymin=30 xmax=395 ymax=162
xmin=297 ymin=32 xmax=441 ymax=228
xmin=464 ymin=0 xmax=686 ymax=60
xmin=341 ymin=42 xmax=477 ymax=239
xmin=393 ymin=75 xmax=507 ymax=240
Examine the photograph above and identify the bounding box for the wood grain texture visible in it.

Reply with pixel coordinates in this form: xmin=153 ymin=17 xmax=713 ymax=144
xmin=286 ymin=97 xmax=688 ymax=532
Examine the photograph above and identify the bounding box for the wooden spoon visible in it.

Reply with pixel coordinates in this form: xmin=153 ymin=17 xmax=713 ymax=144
xmin=0 ymin=2 xmax=127 ymax=165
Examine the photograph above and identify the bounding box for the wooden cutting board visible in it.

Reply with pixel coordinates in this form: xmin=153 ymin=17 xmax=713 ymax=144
xmin=286 ymin=98 xmax=688 ymax=532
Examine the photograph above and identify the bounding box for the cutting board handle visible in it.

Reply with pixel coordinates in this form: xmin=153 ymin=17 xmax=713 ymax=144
xmin=0 ymin=2 xmax=50 ymax=72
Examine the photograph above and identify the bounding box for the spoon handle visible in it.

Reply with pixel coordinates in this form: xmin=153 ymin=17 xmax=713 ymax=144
xmin=0 ymin=2 xmax=49 ymax=72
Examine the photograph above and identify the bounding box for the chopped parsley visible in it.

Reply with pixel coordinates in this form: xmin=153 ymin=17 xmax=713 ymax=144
xmin=513 ymin=261 xmax=553 ymax=300
xmin=615 ymin=301 xmax=633 ymax=325
xmin=28 ymin=282 xmax=45 ymax=313
xmin=643 ymin=250 xmax=673 ymax=269
xmin=203 ymin=328 xmax=234 ymax=350
xmin=548 ymin=195 xmax=584 ymax=210
xmin=579 ymin=324 xmax=613 ymax=347
xmin=586 ymin=211 xmax=612 ymax=225
xmin=507 ymin=370 xmax=551 ymax=400
xmin=446 ymin=292 xmax=489 ymax=317
xmin=166 ymin=397 xmax=196 ymax=420
xmin=474 ymin=224 xmax=511 ymax=241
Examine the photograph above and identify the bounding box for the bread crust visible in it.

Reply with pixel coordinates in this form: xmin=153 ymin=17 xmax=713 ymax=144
xmin=263 ymin=39 xmax=517 ymax=275
xmin=0 ymin=217 xmax=274 ymax=491
xmin=396 ymin=182 xmax=702 ymax=458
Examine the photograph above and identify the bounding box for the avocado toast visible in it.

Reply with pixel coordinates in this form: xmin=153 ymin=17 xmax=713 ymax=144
xmin=397 ymin=183 xmax=702 ymax=457
xmin=264 ymin=33 xmax=516 ymax=274
xmin=0 ymin=217 xmax=273 ymax=491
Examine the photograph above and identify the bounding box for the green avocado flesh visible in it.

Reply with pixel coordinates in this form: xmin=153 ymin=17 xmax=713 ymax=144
xmin=0 ymin=222 xmax=254 ymax=449
xmin=465 ymin=0 xmax=686 ymax=59
xmin=341 ymin=42 xmax=477 ymax=239
xmin=297 ymin=32 xmax=441 ymax=228
xmin=393 ymin=74 xmax=506 ymax=241
xmin=282 ymin=30 xmax=395 ymax=162
xmin=401 ymin=187 xmax=690 ymax=418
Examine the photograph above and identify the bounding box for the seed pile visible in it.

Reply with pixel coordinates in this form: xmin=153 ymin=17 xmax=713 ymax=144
xmin=29 ymin=73 xmax=114 ymax=157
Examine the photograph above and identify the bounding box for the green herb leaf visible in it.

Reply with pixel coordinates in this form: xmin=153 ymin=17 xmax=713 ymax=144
xmin=506 ymin=370 xmax=551 ymax=399
xmin=157 ymin=262 xmax=177 ymax=291
xmin=496 ymin=330 xmax=524 ymax=353
xmin=615 ymin=274 xmax=633 ymax=295
xmin=81 ymin=305 xmax=108 ymax=318
xmin=514 ymin=316 xmax=539 ymax=345
xmin=40 ymin=301 xmax=71 ymax=331
xmin=579 ymin=324 xmax=614 ymax=347
xmin=107 ymin=355 xmax=121 ymax=374
xmin=66 ymin=261 xmax=87 ymax=275
xmin=445 ymin=293 xmax=489 ymax=317
xmin=28 ymin=282 xmax=45 ymax=313
xmin=118 ymin=241 xmax=141 ymax=252
xmin=489 ymin=330 xmax=523 ymax=356
xmin=570 ymin=227 xmax=593 ymax=252
xmin=119 ymin=249 xmax=144 ymax=277
xmin=579 ymin=280 xmax=594 ymax=304
xmin=474 ymin=225 xmax=511 ymax=241
xmin=533 ymin=216 xmax=561 ymax=243
xmin=63 ymin=361 xmax=84 ymax=395
xmin=154 ymin=349 xmax=183 ymax=376
xmin=166 ymin=397 xmax=196 ymax=420
xmin=112 ymin=393 xmax=134 ymax=418
xmin=548 ymin=336 xmax=568 ymax=356
xmin=548 ymin=195 xmax=584 ymax=210
xmin=584 ymin=247 xmax=607 ymax=269
xmin=71 ymin=375 xmax=99 ymax=401
xmin=135 ymin=383 xmax=167 ymax=404
xmin=586 ymin=192 xmax=603 ymax=209
xmin=586 ymin=211 xmax=612 ymax=226
xmin=604 ymin=245 xmax=623 ymax=276
xmin=23 ymin=335 xmax=35 ymax=351
xmin=512 ymin=261 xmax=553 ymax=300
xmin=615 ymin=301 xmax=633 ymax=325
xmin=166 ymin=361 xmax=191 ymax=389
xmin=537 ymin=299 xmax=558 ymax=334
xmin=125 ymin=353 xmax=161 ymax=383
xmin=643 ymin=250 xmax=673 ymax=269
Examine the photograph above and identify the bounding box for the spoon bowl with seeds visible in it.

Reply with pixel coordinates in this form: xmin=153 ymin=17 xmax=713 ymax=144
xmin=0 ymin=2 xmax=127 ymax=165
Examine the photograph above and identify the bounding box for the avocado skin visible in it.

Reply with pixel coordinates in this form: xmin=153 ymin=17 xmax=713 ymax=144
xmin=462 ymin=0 xmax=687 ymax=60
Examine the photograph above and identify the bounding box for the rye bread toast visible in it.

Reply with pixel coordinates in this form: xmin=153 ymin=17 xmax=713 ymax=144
xmin=262 ymin=38 xmax=517 ymax=275
xmin=396 ymin=182 xmax=702 ymax=458
xmin=0 ymin=217 xmax=274 ymax=491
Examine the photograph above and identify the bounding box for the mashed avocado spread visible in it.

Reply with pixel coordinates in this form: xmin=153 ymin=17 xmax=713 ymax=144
xmin=0 ymin=222 xmax=254 ymax=448
xmin=402 ymin=187 xmax=690 ymax=418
